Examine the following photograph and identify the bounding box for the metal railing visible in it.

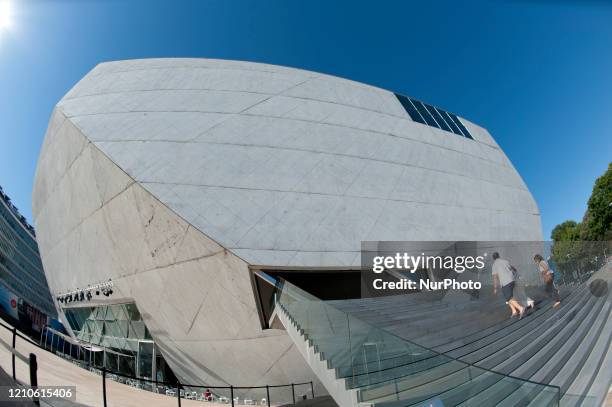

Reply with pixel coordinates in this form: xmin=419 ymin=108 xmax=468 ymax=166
xmin=0 ymin=319 xmax=316 ymax=406
xmin=0 ymin=324 xmax=41 ymax=405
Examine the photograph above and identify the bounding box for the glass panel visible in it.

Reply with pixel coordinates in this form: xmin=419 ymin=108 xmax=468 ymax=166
xmin=93 ymin=351 xmax=104 ymax=368
xmin=144 ymin=326 xmax=152 ymax=340
xmin=392 ymin=93 xmax=475 ymax=141
xmin=116 ymin=320 xmax=129 ymax=337
xmin=130 ymin=321 xmax=146 ymax=339
xmin=114 ymin=338 xmax=127 ymax=351
xmin=64 ymin=311 xmax=79 ymax=331
xmin=395 ymin=94 xmax=426 ymax=125
xmin=118 ymin=353 xmax=136 ymax=376
xmin=438 ymin=108 xmax=464 ymax=136
xmin=273 ymin=278 xmax=560 ymax=406
xmin=100 ymin=335 xmax=112 ymax=348
xmin=106 ymin=350 xmax=118 ymax=371
xmin=105 ymin=306 xmax=115 ymax=321
xmin=74 ymin=308 xmax=92 ymax=330
xmin=97 ymin=320 xmax=105 ymax=335
xmin=448 ymin=112 xmax=474 ymax=139
xmin=83 ymin=320 xmax=94 ymax=334
xmin=108 ymin=336 xmax=121 ymax=350
xmin=424 ymin=103 xmax=451 ymax=132
xmin=115 ymin=305 xmax=129 ymax=321
xmin=59 ymin=302 xmax=180 ymax=391
xmin=411 ymin=99 xmax=439 ymax=128
xmin=126 ymin=303 xmax=142 ymax=321
xmin=138 ymin=342 xmax=154 ymax=379
xmin=106 ymin=320 xmax=122 ymax=338
xmin=92 ymin=306 xmax=103 ymax=320
xmin=125 ymin=338 xmax=139 ymax=352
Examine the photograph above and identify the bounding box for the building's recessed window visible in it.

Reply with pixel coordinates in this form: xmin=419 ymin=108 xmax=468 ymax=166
xmin=438 ymin=108 xmax=463 ymax=136
xmin=396 ymin=94 xmax=426 ymax=125
xmin=447 ymin=112 xmax=474 ymax=139
xmin=425 ymin=103 xmax=451 ymax=132
xmin=394 ymin=93 xmax=474 ymax=140
xmin=411 ymin=99 xmax=439 ymax=128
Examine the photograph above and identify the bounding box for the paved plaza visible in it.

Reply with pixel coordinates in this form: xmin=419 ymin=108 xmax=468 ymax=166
xmin=0 ymin=327 xmax=257 ymax=407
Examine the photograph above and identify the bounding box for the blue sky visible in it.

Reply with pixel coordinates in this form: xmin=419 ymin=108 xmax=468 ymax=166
xmin=0 ymin=0 xmax=610 ymax=239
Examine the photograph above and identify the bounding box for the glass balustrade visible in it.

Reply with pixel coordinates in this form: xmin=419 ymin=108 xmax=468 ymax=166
xmin=274 ymin=278 xmax=561 ymax=406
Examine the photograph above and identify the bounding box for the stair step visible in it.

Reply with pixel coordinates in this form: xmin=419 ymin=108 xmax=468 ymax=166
xmin=275 ymin=266 xmax=611 ymax=407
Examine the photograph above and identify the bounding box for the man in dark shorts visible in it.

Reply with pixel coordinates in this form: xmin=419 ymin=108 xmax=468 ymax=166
xmin=492 ymin=252 xmax=525 ymax=319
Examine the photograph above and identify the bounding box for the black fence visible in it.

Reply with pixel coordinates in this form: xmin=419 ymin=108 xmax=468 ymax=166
xmin=0 ymin=324 xmax=41 ymax=405
xmin=0 ymin=319 xmax=315 ymax=406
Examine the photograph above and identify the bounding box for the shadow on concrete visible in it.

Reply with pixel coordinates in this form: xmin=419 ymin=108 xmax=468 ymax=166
xmin=280 ymin=396 xmax=338 ymax=407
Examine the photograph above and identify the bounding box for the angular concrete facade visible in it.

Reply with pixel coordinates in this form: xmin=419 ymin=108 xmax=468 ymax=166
xmin=33 ymin=59 xmax=541 ymax=390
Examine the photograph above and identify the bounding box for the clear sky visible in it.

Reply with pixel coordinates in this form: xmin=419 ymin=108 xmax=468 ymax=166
xmin=0 ymin=0 xmax=610 ymax=239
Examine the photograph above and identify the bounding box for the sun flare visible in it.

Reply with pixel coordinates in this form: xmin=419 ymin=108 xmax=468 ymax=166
xmin=0 ymin=1 xmax=12 ymax=30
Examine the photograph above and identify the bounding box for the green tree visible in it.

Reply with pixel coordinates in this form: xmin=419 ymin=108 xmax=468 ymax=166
xmin=581 ymin=162 xmax=612 ymax=241
xmin=551 ymin=220 xmax=582 ymax=276
xmin=551 ymin=162 xmax=612 ymax=280
xmin=551 ymin=220 xmax=582 ymax=241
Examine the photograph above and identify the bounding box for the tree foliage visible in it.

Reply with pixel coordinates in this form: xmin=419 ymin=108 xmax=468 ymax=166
xmin=551 ymin=162 xmax=611 ymax=279
xmin=581 ymin=162 xmax=612 ymax=241
xmin=551 ymin=220 xmax=582 ymax=242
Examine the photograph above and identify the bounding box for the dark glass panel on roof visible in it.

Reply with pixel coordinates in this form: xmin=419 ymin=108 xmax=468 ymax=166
xmin=394 ymin=93 xmax=474 ymax=141
xmin=447 ymin=112 xmax=474 ymax=139
xmin=394 ymin=94 xmax=426 ymax=125
xmin=424 ymin=103 xmax=451 ymax=132
xmin=438 ymin=109 xmax=463 ymax=136
xmin=411 ymin=99 xmax=439 ymax=128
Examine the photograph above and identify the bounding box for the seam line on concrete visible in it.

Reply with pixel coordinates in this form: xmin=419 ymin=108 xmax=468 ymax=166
xmin=182 ymin=78 xmax=313 ymax=145
xmin=111 ymin=246 xmax=226 ymax=281
xmin=171 ymin=225 xmax=192 ymax=264
xmin=66 ymin=107 xmax=503 ymax=165
xmin=97 ymin=139 xmax=524 ymax=193
xmin=33 ymin=113 xmax=90 ymax=223
xmin=66 ymin=64 xmax=392 ymax=97
xmin=185 ymin=299 xmax=207 ymax=336
xmin=41 ymin=178 xmax=136 ymax=258
xmin=137 ymin=181 xmax=538 ymax=215
xmin=84 ymin=63 xmax=320 ymax=79
xmin=257 ymin=341 xmax=296 ymax=383
xmin=59 ymin=86 xmax=498 ymax=149
xmin=33 ymin=111 xmax=68 ymax=217
xmin=65 ymin=106 xmax=499 ymax=152
xmin=40 ymin=116 xmax=254 ymax=269
xmin=121 ymin=249 xmax=257 ymax=318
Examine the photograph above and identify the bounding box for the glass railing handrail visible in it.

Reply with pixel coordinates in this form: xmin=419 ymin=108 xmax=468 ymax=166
xmin=377 ymin=366 xmax=560 ymax=407
xmin=274 ymin=277 xmax=562 ymax=399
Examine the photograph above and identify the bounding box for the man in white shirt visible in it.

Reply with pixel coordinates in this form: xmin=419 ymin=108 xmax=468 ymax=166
xmin=492 ymin=252 xmax=525 ymax=318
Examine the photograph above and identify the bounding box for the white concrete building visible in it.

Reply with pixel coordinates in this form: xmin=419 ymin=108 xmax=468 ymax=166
xmin=32 ymin=59 xmax=541 ymax=394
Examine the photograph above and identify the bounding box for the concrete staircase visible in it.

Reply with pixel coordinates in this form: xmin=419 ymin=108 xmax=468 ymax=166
xmin=272 ymin=266 xmax=611 ymax=407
